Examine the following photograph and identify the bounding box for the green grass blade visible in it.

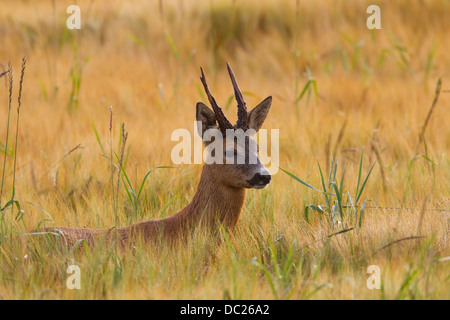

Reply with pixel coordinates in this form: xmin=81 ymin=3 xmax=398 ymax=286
xmin=331 ymin=160 xmax=338 ymax=185
xmin=355 ymin=160 xmax=377 ymax=204
xmin=358 ymin=199 xmax=368 ymax=227
xmin=113 ymin=151 xmax=133 ymax=190
xmin=355 ymin=151 xmax=364 ymax=200
xmin=92 ymin=120 xmax=106 ymax=156
xmin=26 ymin=201 xmax=54 ymax=222
xmin=311 ymin=79 xmax=318 ymax=104
xmin=252 ymin=258 xmax=279 ymax=300
xmin=339 ymin=163 xmax=347 ymax=195
xmin=137 ymin=166 xmax=174 ymax=199
xmin=281 ymin=244 xmax=295 ymax=281
xmin=165 ymin=31 xmax=179 ymax=61
xmin=67 ymin=239 xmax=90 ymax=259
xmin=304 ymin=204 xmax=324 ymax=223
xmin=328 ymin=158 xmax=334 ymax=186
xmin=160 ymin=195 xmax=178 ymax=218
xmin=120 ymin=174 xmax=136 ymax=210
xmin=303 ymin=283 xmax=330 ymax=300
xmin=294 ymin=79 xmax=311 ymax=103
xmin=280 ymin=168 xmax=322 ymax=193
xmin=330 ymin=182 xmax=343 ymax=219
xmin=317 ymin=161 xmax=330 ymax=209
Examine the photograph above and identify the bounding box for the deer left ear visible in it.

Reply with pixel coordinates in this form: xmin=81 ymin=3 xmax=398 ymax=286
xmin=196 ymin=102 xmax=218 ymax=138
xmin=247 ymin=96 xmax=272 ymax=132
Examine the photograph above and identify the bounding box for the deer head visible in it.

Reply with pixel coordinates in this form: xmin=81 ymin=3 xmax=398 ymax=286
xmin=196 ymin=63 xmax=272 ymax=189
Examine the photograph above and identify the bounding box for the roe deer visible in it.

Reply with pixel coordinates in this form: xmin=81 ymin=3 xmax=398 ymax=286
xmin=39 ymin=63 xmax=273 ymax=247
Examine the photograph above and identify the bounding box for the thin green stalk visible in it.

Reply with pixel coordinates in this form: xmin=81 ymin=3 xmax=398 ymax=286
xmin=12 ymin=57 xmax=26 ymax=202
xmin=116 ymin=123 xmax=128 ymax=226
xmin=317 ymin=161 xmax=330 ymax=210
xmin=109 ymin=107 xmax=115 ymax=219
xmin=0 ymin=62 xmax=13 ymax=203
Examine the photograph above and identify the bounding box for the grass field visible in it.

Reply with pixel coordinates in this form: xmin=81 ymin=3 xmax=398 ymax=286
xmin=0 ymin=0 xmax=449 ymax=300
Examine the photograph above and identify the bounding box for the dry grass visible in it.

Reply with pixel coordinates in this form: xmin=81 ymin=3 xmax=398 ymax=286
xmin=0 ymin=0 xmax=449 ymax=299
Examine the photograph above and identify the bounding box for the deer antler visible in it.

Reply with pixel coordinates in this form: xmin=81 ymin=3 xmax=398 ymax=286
xmin=200 ymin=67 xmax=233 ymax=132
xmin=227 ymin=62 xmax=248 ymax=130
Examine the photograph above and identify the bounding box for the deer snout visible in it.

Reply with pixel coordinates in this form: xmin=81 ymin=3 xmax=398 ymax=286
xmin=247 ymin=172 xmax=271 ymax=189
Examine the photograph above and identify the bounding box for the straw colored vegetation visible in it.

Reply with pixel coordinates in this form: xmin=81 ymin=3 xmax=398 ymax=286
xmin=0 ymin=0 xmax=449 ymax=299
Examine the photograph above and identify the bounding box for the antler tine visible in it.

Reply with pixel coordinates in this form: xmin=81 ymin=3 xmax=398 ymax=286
xmin=226 ymin=62 xmax=248 ymax=129
xmin=200 ymin=67 xmax=233 ymax=132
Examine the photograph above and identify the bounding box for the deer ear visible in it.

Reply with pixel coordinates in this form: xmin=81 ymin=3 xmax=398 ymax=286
xmin=196 ymin=102 xmax=217 ymax=138
xmin=247 ymin=96 xmax=272 ymax=132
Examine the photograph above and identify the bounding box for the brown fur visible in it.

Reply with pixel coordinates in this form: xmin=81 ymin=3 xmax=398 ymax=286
xmin=43 ymin=164 xmax=246 ymax=248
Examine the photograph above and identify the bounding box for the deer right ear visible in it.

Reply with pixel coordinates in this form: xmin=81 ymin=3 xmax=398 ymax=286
xmin=247 ymin=96 xmax=272 ymax=132
xmin=196 ymin=102 xmax=218 ymax=138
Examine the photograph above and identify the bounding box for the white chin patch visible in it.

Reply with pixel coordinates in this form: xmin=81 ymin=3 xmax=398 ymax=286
xmin=252 ymin=183 xmax=268 ymax=189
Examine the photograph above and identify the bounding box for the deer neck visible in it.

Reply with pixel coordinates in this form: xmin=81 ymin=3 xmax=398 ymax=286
xmin=119 ymin=165 xmax=246 ymax=244
xmin=176 ymin=164 xmax=246 ymax=232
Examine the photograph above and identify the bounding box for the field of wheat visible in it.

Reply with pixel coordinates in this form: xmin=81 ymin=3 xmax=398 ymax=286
xmin=0 ymin=0 xmax=449 ymax=300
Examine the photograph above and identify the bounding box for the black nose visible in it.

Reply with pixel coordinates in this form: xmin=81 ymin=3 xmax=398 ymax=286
xmin=247 ymin=172 xmax=271 ymax=187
